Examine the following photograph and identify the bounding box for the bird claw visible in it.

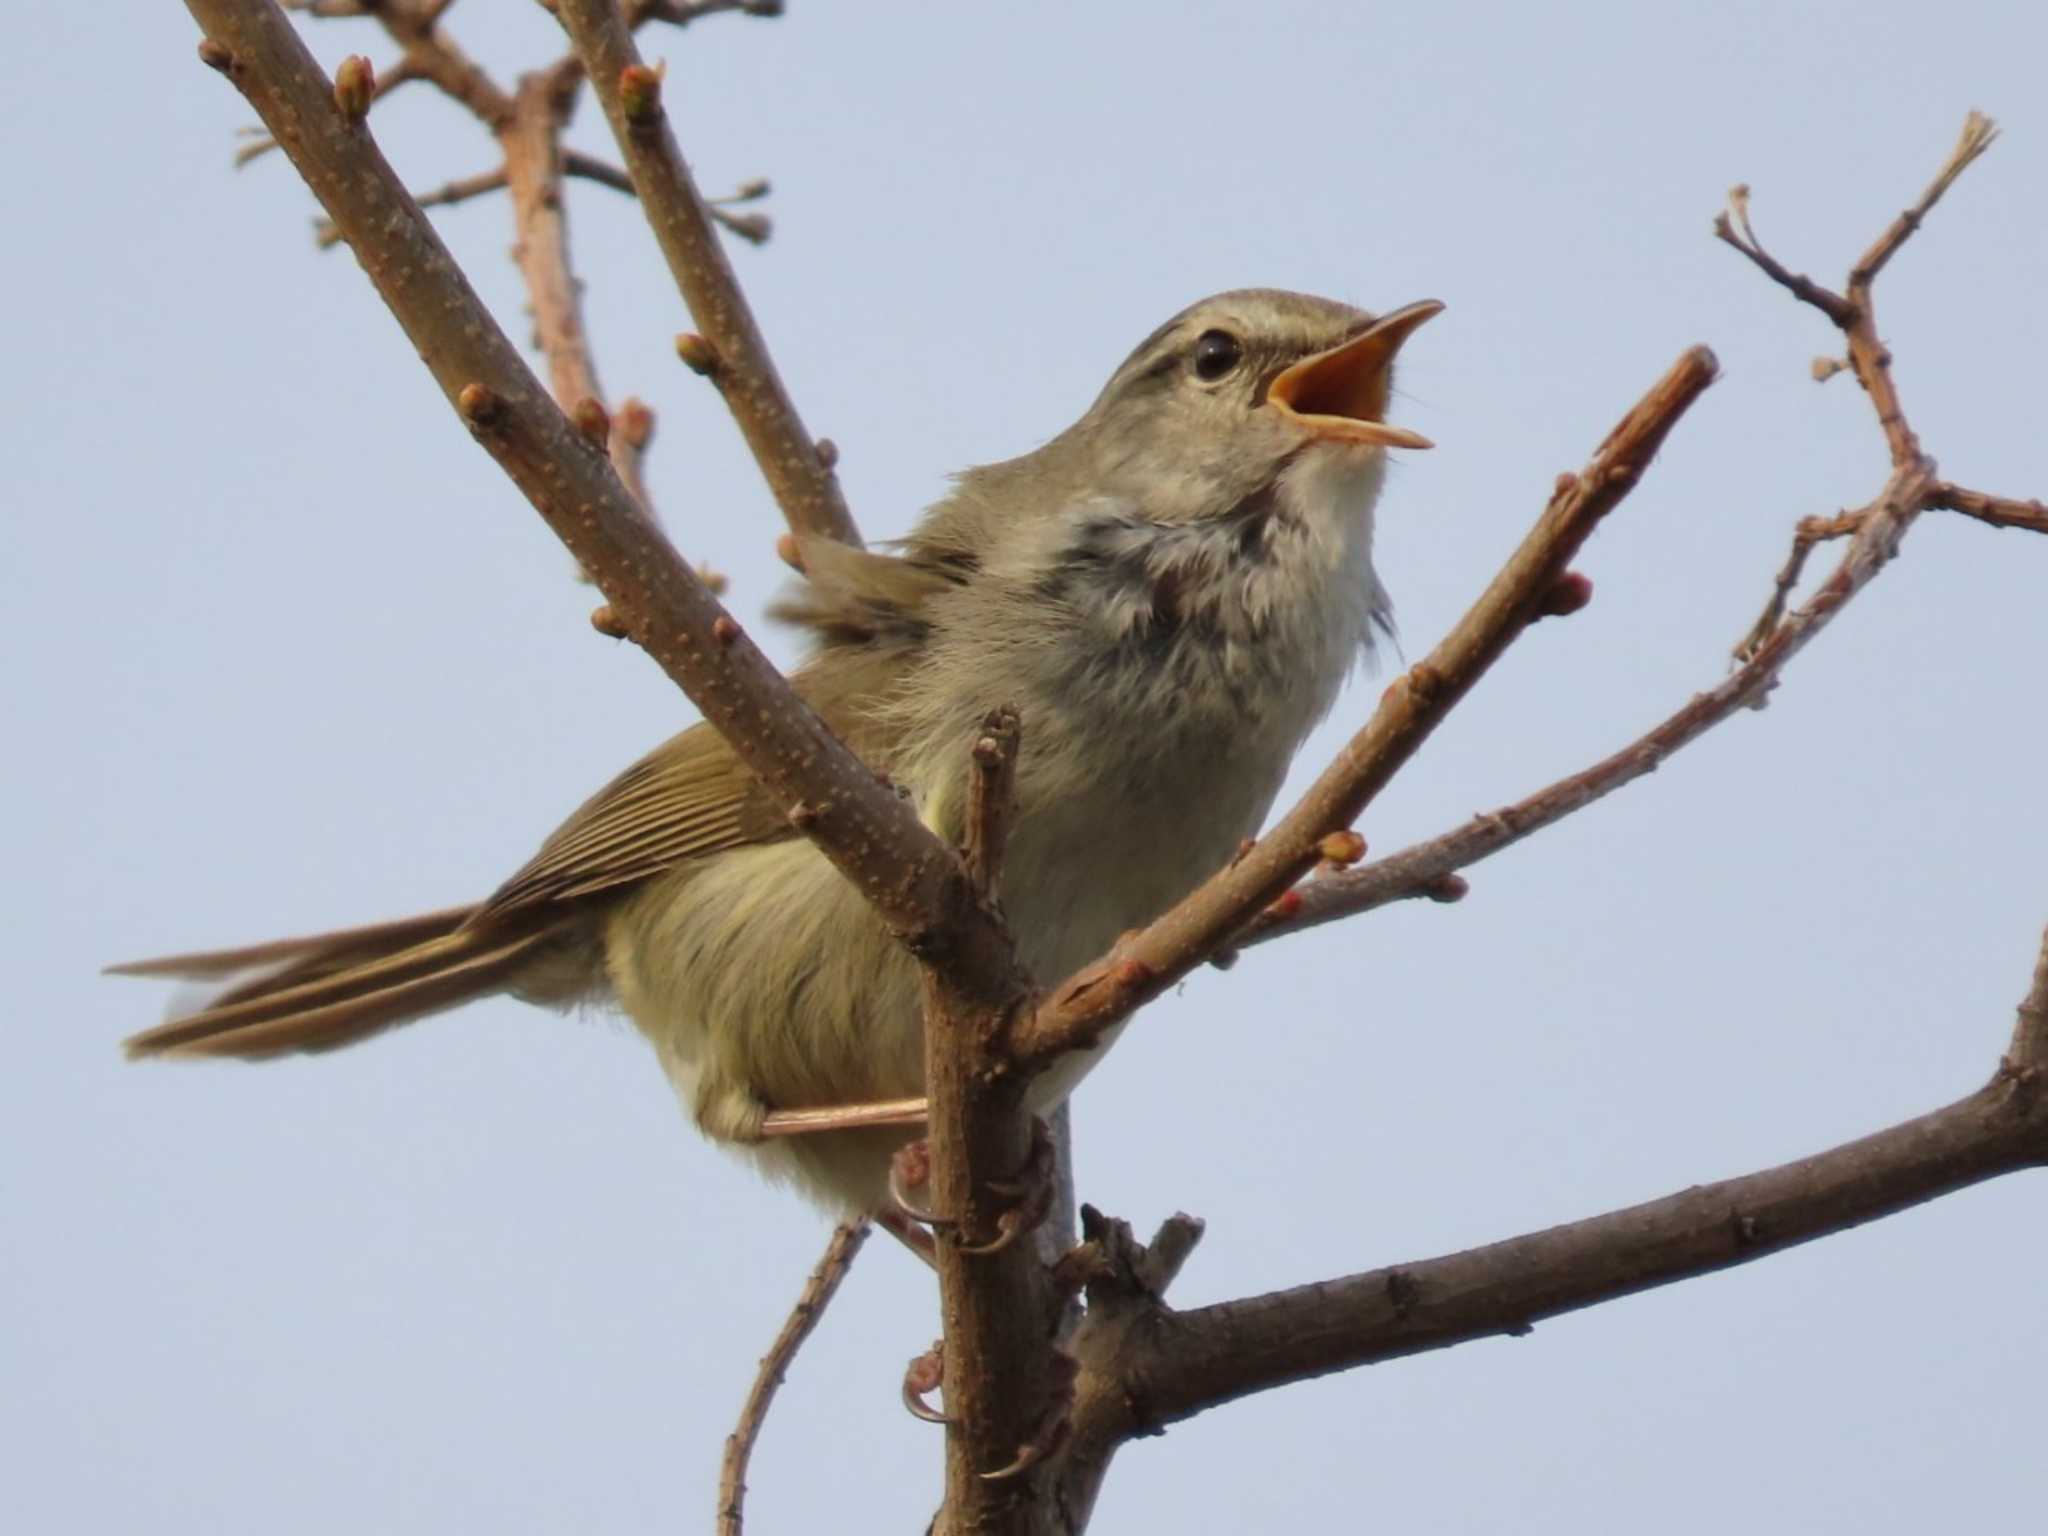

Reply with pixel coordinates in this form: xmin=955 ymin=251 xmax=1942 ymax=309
xmin=901 ymin=1342 xmax=955 ymax=1425
xmin=978 ymin=1350 xmax=1078 ymax=1481
xmin=888 ymin=1139 xmax=958 ymax=1230
xmin=957 ymin=1115 xmax=1057 ymax=1256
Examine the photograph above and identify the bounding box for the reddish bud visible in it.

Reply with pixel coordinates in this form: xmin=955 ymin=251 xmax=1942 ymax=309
xmin=617 ymin=396 xmax=655 ymax=448
xmin=590 ymin=604 xmax=628 ymax=639
xmin=1318 ymin=830 xmax=1367 ymax=868
xmin=1265 ymin=889 xmax=1304 ymax=921
xmin=571 ymin=396 xmax=609 ymax=447
xmin=618 ymin=63 xmax=664 ymax=121
xmin=1538 ymin=570 xmax=1594 ymax=619
xmin=674 ymin=331 xmax=719 ymax=376
xmin=815 ymin=437 xmax=840 ymax=470
xmin=1553 ymin=471 xmax=1579 ymax=497
xmin=333 ymin=55 xmax=375 ymax=121
xmin=1112 ymin=956 xmax=1156 ymax=991
xmin=711 ymin=614 xmax=741 ymax=646
xmin=197 ymin=39 xmax=232 ymax=72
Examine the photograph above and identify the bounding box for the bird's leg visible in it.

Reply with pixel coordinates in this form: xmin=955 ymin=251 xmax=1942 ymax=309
xmin=757 ymin=1095 xmax=929 ymax=1138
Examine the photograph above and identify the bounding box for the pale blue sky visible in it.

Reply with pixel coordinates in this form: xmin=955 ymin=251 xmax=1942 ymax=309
xmin=6 ymin=2 xmax=2045 ymax=1531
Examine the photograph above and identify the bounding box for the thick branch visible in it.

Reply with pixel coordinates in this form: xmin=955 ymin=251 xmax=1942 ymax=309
xmin=183 ymin=0 xmax=1011 ymax=981
xmin=1010 ymin=345 xmax=1719 ymax=1069
xmin=922 ymin=713 xmax=1056 ymax=1534
xmin=1090 ymin=1056 xmax=2047 ymax=1436
xmin=554 ymin=0 xmax=860 ymax=546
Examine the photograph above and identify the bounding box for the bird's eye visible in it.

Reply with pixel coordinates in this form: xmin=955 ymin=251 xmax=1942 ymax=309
xmin=1191 ymin=329 xmax=1244 ymax=382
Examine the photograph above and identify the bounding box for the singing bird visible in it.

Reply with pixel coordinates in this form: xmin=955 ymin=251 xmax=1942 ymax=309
xmin=115 ymin=290 xmax=1440 ymax=1213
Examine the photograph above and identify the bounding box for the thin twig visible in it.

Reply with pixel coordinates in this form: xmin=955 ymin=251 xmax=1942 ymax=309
xmin=501 ymin=64 xmax=606 ymax=412
xmin=554 ymin=0 xmax=860 ymax=546
xmin=716 ymin=1219 xmax=870 ymax=1536
xmin=2009 ymin=923 xmax=2048 ymax=1075
xmin=1733 ymin=511 xmax=1865 ymax=661
xmin=1933 ymin=482 xmax=2048 ymax=536
xmin=963 ymin=708 xmax=1022 ymax=899
xmin=1010 ymin=346 xmax=1720 ymax=1070
xmin=314 ymin=165 xmax=506 ymax=248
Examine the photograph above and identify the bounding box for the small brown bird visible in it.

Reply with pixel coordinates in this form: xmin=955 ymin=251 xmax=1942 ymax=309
xmin=114 ymin=289 xmax=1439 ymax=1213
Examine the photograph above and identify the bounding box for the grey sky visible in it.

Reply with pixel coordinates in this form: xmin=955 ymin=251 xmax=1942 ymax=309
xmin=7 ymin=2 xmax=2044 ymax=1531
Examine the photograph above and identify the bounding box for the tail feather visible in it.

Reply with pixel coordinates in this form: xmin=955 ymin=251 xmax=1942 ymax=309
xmin=115 ymin=908 xmax=545 ymax=1062
xmin=105 ymin=905 xmax=480 ymax=981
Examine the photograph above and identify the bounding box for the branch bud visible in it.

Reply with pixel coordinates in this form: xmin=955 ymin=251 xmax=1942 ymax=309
xmin=590 ymin=604 xmax=628 ymax=639
xmin=697 ymin=562 xmax=730 ymax=596
xmin=674 ymin=331 xmax=720 ymax=376
xmin=815 ymin=437 xmax=840 ymax=470
xmin=572 ymin=396 xmax=610 ymax=447
xmin=711 ymin=614 xmax=742 ymax=646
xmin=618 ymin=63 xmax=665 ymax=123
xmin=1537 ymin=570 xmax=1594 ymax=620
xmin=1317 ymin=830 xmax=1367 ymax=868
xmin=775 ymin=532 xmax=805 ymax=571
xmin=617 ymin=396 xmax=656 ymax=448
xmin=456 ymin=383 xmax=501 ymax=425
xmin=333 ymin=55 xmax=375 ymax=122
xmin=197 ymin=39 xmax=232 ymax=73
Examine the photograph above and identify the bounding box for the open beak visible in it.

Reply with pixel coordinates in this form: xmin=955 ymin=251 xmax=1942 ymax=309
xmin=1265 ymin=299 xmax=1443 ymax=450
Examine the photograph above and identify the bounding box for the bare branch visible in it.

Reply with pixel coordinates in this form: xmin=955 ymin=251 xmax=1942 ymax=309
xmin=2009 ymin=924 xmax=2048 ymax=1075
xmin=182 ymin=0 xmax=1017 ymax=989
xmin=716 ymin=1219 xmax=870 ymax=1536
xmin=1010 ymin=346 xmax=1720 ymax=1069
xmin=1934 ymin=482 xmax=2048 ymax=537
xmin=554 ymin=0 xmax=860 ymax=546
xmin=1086 ymin=1029 xmax=2048 ymax=1438
xmin=314 ymin=165 xmax=507 ymax=249
xmin=963 ymin=708 xmax=1022 ymax=899
xmin=501 ymin=65 xmax=606 ymax=414
xmin=1249 ymin=116 xmax=2021 ymax=953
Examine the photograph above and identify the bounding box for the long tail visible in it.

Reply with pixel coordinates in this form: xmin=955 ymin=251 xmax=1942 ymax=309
xmin=111 ymin=906 xmax=554 ymax=1061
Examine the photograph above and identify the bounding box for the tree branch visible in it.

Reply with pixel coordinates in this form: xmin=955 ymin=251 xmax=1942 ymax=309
xmin=1080 ymin=995 xmax=2048 ymax=1439
xmin=716 ymin=1219 xmax=870 ymax=1536
xmin=1252 ymin=113 xmax=2018 ymax=954
xmin=182 ymin=0 xmax=1012 ymax=984
xmin=1932 ymin=482 xmax=2048 ymax=537
xmin=553 ymin=0 xmax=860 ymax=546
xmin=1009 ymin=345 xmax=1719 ymax=1070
